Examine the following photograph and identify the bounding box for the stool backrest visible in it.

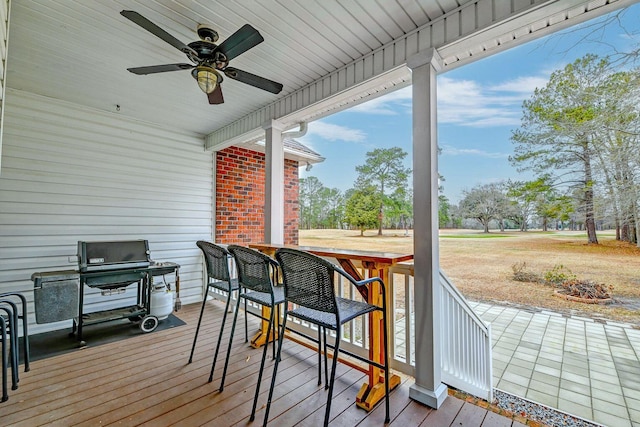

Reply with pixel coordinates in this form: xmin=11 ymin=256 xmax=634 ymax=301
xmin=275 ymin=248 xmax=338 ymax=315
xmin=228 ymin=245 xmax=277 ymax=293
xmin=196 ymin=241 xmax=232 ymax=282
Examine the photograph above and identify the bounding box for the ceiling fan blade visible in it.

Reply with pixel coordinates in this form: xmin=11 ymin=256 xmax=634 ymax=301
xmin=127 ymin=63 xmax=194 ymax=75
xmin=224 ymin=67 xmax=283 ymax=94
xmin=208 ymin=85 xmax=224 ymax=104
xmin=120 ymin=10 xmax=199 ymax=58
xmin=216 ymin=24 xmax=264 ymax=61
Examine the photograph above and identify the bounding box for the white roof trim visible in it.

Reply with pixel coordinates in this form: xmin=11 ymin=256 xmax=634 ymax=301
xmin=205 ymin=0 xmax=630 ymax=150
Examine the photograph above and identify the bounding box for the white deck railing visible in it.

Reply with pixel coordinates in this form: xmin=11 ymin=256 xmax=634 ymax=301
xmin=439 ymin=271 xmax=493 ymax=401
xmin=205 ymin=254 xmax=493 ymax=402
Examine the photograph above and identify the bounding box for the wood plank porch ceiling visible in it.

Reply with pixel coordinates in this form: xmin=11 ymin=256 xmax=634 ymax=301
xmin=2 ymin=301 xmax=525 ymax=426
xmin=7 ymin=0 xmax=632 ymax=148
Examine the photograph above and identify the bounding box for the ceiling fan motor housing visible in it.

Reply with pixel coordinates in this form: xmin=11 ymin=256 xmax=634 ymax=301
xmin=197 ymin=24 xmax=219 ymax=43
xmin=187 ymin=40 xmax=228 ymax=70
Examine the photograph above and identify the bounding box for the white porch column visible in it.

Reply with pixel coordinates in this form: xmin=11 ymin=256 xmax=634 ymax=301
xmin=263 ymin=120 xmax=285 ymax=244
xmin=407 ymin=48 xmax=448 ymax=409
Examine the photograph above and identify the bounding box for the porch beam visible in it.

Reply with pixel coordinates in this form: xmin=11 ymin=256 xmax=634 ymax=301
xmin=263 ymin=120 xmax=285 ymax=244
xmin=407 ymin=48 xmax=448 ymax=409
xmin=204 ymin=0 xmax=628 ymax=150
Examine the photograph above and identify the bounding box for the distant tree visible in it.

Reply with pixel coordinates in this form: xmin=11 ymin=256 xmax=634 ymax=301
xmin=299 ymin=177 xmax=324 ymax=229
xmin=507 ymin=178 xmax=552 ymax=231
xmin=438 ymin=173 xmax=451 ymax=228
xmin=459 ymin=183 xmax=510 ymax=233
xmin=384 ymin=187 xmax=413 ymax=230
xmin=354 ymin=147 xmax=411 ymax=235
xmin=320 ymin=187 xmax=344 ymax=228
xmin=536 ymin=191 xmax=574 ymax=231
xmin=590 ymin=70 xmax=640 ymax=244
xmin=447 ymin=204 xmax=464 ymax=229
xmin=344 ymin=186 xmax=383 ymax=236
xmin=299 ymin=176 xmax=343 ymax=229
xmin=438 ymin=195 xmax=451 ymax=228
xmin=511 ymin=54 xmax=612 ymax=244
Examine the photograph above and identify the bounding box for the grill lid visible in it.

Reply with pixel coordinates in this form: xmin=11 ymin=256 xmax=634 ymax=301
xmin=78 ymin=240 xmax=151 ymax=272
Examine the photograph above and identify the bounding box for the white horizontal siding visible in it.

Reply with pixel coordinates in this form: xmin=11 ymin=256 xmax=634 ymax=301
xmin=0 ymin=89 xmax=213 ymax=334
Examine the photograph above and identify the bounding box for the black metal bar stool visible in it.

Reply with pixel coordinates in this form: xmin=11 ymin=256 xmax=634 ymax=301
xmin=219 ymin=245 xmax=285 ymax=422
xmin=264 ymin=247 xmax=391 ymax=427
xmin=0 ymin=292 xmax=30 ymax=401
xmin=188 ymin=241 xmax=243 ymax=377
xmin=0 ymin=292 xmax=30 ymax=374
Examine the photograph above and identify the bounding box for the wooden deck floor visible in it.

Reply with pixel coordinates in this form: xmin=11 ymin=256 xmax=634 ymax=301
xmin=2 ymin=301 xmax=524 ymax=426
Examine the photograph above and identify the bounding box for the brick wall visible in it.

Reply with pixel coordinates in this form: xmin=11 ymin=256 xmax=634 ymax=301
xmin=284 ymin=157 xmax=299 ymax=244
xmin=215 ymin=146 xmax=299 ymax=245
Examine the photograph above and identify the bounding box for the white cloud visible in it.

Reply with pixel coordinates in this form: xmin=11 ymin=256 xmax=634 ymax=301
xmin=306 ymin=121 xmax=366 ymax=143
xmin=489 ymin=76 xmax=548 ymax=94
xmin=437 ymin=76 xmax=538 ymax=128
xmin=440 ymin=144 xmax=509 ymax=159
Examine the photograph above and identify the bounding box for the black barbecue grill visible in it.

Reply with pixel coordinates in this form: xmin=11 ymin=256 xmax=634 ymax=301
xmin=78 ymin=240 xmax=151 ymax=290
xmin=32 ymin=240 xmax=179 ymax=346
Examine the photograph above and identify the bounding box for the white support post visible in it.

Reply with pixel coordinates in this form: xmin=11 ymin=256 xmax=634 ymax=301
xmin=407 ymin=48 xmax=448 ymax=409
xmin=263 ymin=120 xmax=285 ymax=244
xmin=0 ymin=0 xmax=11 ymax=173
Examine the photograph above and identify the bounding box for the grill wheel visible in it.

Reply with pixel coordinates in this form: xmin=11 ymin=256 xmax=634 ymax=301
xmin=139 ymin=315 xmax=159 ymax=333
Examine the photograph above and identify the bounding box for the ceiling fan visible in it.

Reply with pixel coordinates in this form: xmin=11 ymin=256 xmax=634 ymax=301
xmin=120 ymin=10 xmax=283 ymax=104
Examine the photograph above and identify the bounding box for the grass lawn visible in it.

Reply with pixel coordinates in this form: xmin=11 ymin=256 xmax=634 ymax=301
xmin=299 ymin=228 xmax=640 ymax=325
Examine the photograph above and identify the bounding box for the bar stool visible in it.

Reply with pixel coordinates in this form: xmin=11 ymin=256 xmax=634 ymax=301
xmin=0 ymin=292 xmax=30 ymax=373
xmin=0 ymin=292 xmax=30 ymax=401
xmin=219 ymin=245 xmax=285 ymax=422
xmin=264 ymin=247 xmax=391 ymax=427
xmin=0 ymin=316 xmax=8 ymax=402
xmin=188 ymin=241 xmax=243 ymax=375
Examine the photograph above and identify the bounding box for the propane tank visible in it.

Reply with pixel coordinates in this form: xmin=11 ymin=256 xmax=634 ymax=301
xmin=150 ymin=284 xmax=174 ymax=320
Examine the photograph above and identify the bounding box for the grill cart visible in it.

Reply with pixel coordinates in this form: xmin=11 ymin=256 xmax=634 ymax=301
xmin=32 ymin=240 xmax=179 ymax=346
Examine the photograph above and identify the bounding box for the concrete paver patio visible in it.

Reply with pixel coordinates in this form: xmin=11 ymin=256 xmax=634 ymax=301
xmin=469 ymin=301 xmax=640 ymax=427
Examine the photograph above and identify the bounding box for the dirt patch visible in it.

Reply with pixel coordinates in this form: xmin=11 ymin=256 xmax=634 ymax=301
xmin=299 ymin=229 xmax=640 ymax=325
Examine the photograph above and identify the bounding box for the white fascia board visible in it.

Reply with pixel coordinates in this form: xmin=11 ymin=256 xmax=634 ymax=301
xmin=205 ymin=0 xmax=631 ymax=149
xmin=439 ymin=0 xmax=635 ymax=71
xmin=245 ymin=139 xmax=325 ymax=163
xmin=205 ymin=65 xmax=410 ymax=151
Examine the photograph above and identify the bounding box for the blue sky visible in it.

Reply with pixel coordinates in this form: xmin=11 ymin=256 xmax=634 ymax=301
xmin=297 ymin=4 xmax=640 ymax=204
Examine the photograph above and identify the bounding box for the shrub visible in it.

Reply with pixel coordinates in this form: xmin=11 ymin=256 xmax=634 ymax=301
xmin=544 ymin=264 xmax=576 ymax=285
xmin=511 ymin=261 xmax=541 ymax=283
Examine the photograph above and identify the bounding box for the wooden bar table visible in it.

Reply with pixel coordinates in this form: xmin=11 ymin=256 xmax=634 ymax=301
xmin=249 ymin=243 xmax=413 ymax=412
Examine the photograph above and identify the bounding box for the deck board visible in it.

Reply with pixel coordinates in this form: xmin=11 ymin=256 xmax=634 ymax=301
xmin=452 ymin=402 xmax=488 ymax=427
xmin=483 ymin=411 xmax=515 ymax=427
xmin=2 ymin=300 xmax=519 ymax=426
xmin=388 ymin=400 xmax=433 ymax=426
xmin=419 ymin=396 xmax=465 ymax=426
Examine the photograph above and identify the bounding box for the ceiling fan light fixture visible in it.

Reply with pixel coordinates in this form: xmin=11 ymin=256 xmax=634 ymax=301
xmin=192 ymin=66 xmax=221 ymax=94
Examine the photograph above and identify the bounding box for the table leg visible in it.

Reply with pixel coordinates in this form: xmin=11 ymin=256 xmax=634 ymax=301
xmin=250 ymin=306 xmax=278 ymax=348
xmin=355 ymin=264 xmax=401 ymax=411
xmin=248 ymin=247 xmax=279 ymax=349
